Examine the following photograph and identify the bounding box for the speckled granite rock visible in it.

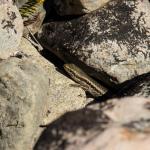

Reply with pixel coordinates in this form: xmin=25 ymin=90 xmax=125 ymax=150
xmin=0 ymin=37 xmax=87 ymax=150
xmin=38 ymin=0 xmax=150 ymax=88
xmin=0 ymin=0 xmax=23 ymax=59
xmin=81 ymin=125 xmax=150 ymax=150
xmin=0 ymin=57 xmax=49 ymax=150
xmin=34 ymin=97 xmax=150 ymax=150
xmin=54 ymin=0 xmax=110 ymax=15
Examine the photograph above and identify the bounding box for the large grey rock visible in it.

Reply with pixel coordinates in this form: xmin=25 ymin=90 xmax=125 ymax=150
xmin=38 ymin=0 xmax=150 ymax=87
xmin=54 ymin=0 xmax=110 ymax=15
xmin=80 ymin=125 xmax=150 ymax=150
xmin=0 ymin=0 xmax=23 ymax=59
xmin=0 ymin=57 xmax=50 ymax=150
xmin=0 ymin=36 xmax=86 ymax=150
xmin=18 ymin=37 xmax=87 ymax=124
xmin=34 ymin=97 xmax=150 ymax=150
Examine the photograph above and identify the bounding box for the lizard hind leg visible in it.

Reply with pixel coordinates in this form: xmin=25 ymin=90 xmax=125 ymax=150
xmin=24 ymin=27 xmax=43 ymax=52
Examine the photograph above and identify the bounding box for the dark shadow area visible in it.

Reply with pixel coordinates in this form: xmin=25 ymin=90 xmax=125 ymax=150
xmin=34 ymin=107 xmax=111 ymax=150
xmin=43 ymin=0 xmax=83 ymax=23
xmin=92 ymin=72 xmax=150 ymax=105
xmin=41 ymin=49 xmax=64 ymax=70
xmin=114 ymin=72 xmax=150 ymax=98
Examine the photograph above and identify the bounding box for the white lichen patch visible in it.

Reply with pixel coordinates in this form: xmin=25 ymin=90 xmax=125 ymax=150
xmin=87 ymin=16 xmax=100 ymax=34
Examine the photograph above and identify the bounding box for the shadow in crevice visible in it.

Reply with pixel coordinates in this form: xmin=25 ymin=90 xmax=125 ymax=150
xmin=92 ymin=72 xmax=150 ymax=105
xmin=43 ymin=0 xmax=83 ymax=23
xmin=41 ymin=49 xmax=64 ymax=69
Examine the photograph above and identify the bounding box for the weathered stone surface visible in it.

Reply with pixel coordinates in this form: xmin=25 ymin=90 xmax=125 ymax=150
xmin=0 ymin=0 xmax=13 ymax=5
xmin=0 ymin=0 xmax=23 ymax=59
xmin=81 ymin=125 xmax=150 ymax=150
xmin=34 ymin=97 xmax=150 ymax=150
xmin=0 ymin=57 xmax=50 ymax=150
xmin=18 ymin=37 xmax=87 ymax=124
xmin=54 ymin=0 xmax=110 ymax=15
xmin=38 ymin=0 xmax=150 ymax=87
xmin=101 ymin=97 xmax=150 ymax=123
xmin=0 ymin=37 xmax=86 ymax=150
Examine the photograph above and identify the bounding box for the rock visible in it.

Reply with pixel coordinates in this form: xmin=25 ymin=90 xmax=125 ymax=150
xmin=0 ymin=0 xmax=23 ymax=59
xmin=53 ymin=0 xmax=110 ymax=15
xmin=34 ymin=97 xmax=150 ymax=150
xmin=37 ymin=0 xmax=150 ymax=88
xmin=81 ymin=125 xmax=150 ymax=150
xmin=18 ymin=37 xmax=87 ymax=124
xmin=34 ymin=107 xmax=111 ymax=150
xmin=0 ymin=57 xmax=50 ymax=150
xmin=101 ymin=97 xmax=150 ymax=123
xmin=0 ymin=36 xmax=87 ymax=150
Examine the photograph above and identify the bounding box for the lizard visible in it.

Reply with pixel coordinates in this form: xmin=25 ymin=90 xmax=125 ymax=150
xmin=18 ymin=0 xmax=45 ymax=51
xmin=64 ymin=63 xmax=108 ymax=97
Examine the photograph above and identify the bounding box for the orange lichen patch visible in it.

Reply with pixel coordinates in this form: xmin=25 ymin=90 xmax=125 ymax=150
xmin=121 ymin=128 xmax=138 ymax=140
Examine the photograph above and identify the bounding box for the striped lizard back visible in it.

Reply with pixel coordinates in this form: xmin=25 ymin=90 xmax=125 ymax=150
xmin=19 ymin=0 xmax=45 ymax=26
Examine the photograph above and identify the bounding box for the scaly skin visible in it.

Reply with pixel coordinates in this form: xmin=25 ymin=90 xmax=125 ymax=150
xmin=19 ymin=0 xmax=45 ymax=27
xmin=19 ymin=0 xmax=46 ymax=51
xmin=19 ymin=0 xmax=45 ymax=34
xmin=64 ymin=63 xmax=108 ymax=97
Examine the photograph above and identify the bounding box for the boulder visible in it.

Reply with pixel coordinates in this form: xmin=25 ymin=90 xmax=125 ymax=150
xmin=0 ymin=0 xmax=23 ymax=59
xmin=0 ymin=36 xmax=87 ymax=150
xmin=0 ymin=57 xmax=49 ymax=150
xmin=34 ymin=97 xmax=150 ymax=150
xmin=38 ymin=0 xmax=150 ymax=88
xmin=18 ymin=37 xmax=87 ymax=125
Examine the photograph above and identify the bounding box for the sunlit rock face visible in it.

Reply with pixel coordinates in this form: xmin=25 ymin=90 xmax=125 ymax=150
xmin=0 ymin=0 xmax=23 ymax=59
